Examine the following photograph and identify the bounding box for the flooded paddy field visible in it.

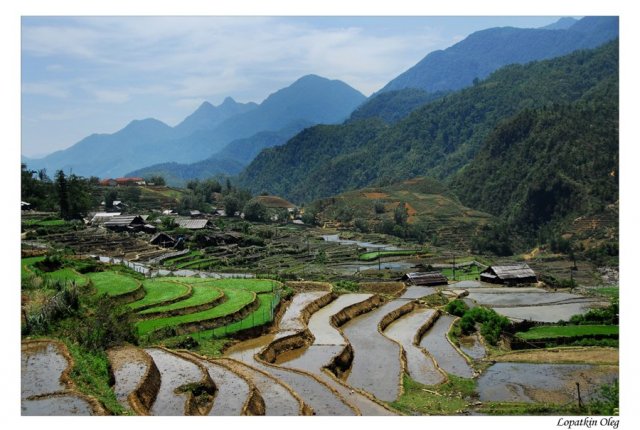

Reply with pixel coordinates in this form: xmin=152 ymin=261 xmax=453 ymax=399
xmin=341 ymin=300 xmax=408 ymax=402
xmin=384 ymin=308 xmax=445 ymax=385
xmin=419 ymin=314 xmax=474 ymax=378
xmin=477 ymin=362 xmax=618 ymax=403
xmin=144 ymin=348 xmax=207 ymax=415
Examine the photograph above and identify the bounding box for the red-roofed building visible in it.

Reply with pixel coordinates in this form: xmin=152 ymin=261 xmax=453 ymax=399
xmin=114 ymin=177 xmax=146 ymax=186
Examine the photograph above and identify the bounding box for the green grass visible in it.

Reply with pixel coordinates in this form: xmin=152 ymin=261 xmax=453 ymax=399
xmin=592 ymin=287 xmax=619 ymax=299
xmin=478 ymin=401 xmax=580 ymax=415
xmin=175 ymin=257 xmax=220 ymax=270
xmin=87 ymin=271 xmax=140 ymax=297
xmin=358 ymin=249 xmax=419 ymax=261
xmin=161 ymin=277 xmax=277 ymax=293
xmin=389 ymin=374 xmax=476 ymax=415
xmin=127 ymin=279 xmax=190 ymax=311
xmin=62 ymin=340 xmax=131 ymax=415
xmin=138 ymin=282 xmax=224 ymax=315
xmin=47 ymin=268 xmax=90 ymax=287
xmin=136 ymin=287 xmax=256 ymax=336
xmin=516 ymin=325 xmax=619 ymax=340
xmin=161 ymin=250 xmax=202 ymax=266
xmin=21 ymin=256 xmax=45 ymax=280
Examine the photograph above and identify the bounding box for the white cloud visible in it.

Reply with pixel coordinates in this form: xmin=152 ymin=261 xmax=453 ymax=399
xmin=91 ymin=89 xmax=130 ymax=104
xmin=22 ymin=82 xmax=69 ymax=98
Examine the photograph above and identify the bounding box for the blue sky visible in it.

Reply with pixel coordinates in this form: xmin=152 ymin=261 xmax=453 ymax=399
xmin=21 ymin=16 xmax=564 ymax=158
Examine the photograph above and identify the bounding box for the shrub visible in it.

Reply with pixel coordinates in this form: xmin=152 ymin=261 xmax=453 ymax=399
xmin=334 ymin=280 xmax=359 ymax=293
xmin=445 ymin=299 xmax=468 ymax=317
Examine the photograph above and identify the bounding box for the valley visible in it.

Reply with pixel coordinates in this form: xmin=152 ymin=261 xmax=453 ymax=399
xmin=20 ymin=15 xmax=620 ymax=418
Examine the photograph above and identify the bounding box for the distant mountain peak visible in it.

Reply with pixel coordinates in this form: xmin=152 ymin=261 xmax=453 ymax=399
xmin=221 ymin=96 xmax=237 ymax=106
xmin=541 ymin=17 xmax=579 ymax=30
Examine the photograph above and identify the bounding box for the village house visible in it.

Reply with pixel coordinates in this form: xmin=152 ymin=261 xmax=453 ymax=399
xmin=402 ymin=271 xmax=449 ymax=286
xmin=480 ymin=263 xmax=537 ymax=285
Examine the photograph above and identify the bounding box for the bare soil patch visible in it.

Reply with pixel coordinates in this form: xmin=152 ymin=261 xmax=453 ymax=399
xmin=492 ymin=347 xmax=618 ymax=365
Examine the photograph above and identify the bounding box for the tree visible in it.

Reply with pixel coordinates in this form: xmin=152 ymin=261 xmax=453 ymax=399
xmin=55 ymin=170 xmax=70 ymax=220
xmin=243 ymin=200 xmax=268 ymax=222
xmin=67 ymin=174 xmax=93 ymax=219
xmin=104 ymin=190 xmax=118 ymax=210
xmin=394 ymin=201 xmax=408 ymax=225
xmin=147 ymin=175 xmax=166 ymax=186
xmin=223 ymin=195 xmax=240 ymax=217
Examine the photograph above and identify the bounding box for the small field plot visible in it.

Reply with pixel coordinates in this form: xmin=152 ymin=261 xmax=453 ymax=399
xmin=136 ymin=287 xmax=256 ymax=336
xmin=358 ymin=250 xmax=419 ymax=261
xmin=127 ymin=280 xmax=190 ymax=311
xmin=21 ymin=256 xmax=45 ymax=280
xmin=87 ymin=272 xmax=140 ymax=297
xmin=516 ymin=325 xmax=618 ymax=340
xmin=47 ymin=268 xmax=90 ymax=287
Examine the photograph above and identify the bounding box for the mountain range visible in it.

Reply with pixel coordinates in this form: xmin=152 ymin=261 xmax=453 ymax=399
xmin=26 ymin=75 xmax=365 ymax=179
xmin=24 ymin=16 xmax=618 ymax=196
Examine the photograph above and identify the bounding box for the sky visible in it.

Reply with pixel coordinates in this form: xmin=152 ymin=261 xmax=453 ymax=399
xmin=21 ymin=16 xmax=565 ymax=158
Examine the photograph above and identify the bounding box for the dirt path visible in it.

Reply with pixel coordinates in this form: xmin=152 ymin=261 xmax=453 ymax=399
xmin=384 ymin=308 xmax=446 ymax=385
xmin=341 ymin=300 xmax=408 ymax=402
xmin=419 ymin=314 xmax=474 ymax=378
xmin=145 ymin=348 xmax=207 ymax=415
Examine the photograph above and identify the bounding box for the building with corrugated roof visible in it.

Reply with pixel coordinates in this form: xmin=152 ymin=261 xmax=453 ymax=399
xmin=480 ymin=264 xmax=537 ymax=285
xmin=402 ymin=271 xmax=449 ymax=286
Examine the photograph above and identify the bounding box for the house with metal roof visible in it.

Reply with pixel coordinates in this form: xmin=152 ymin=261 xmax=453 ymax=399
xmin=402 ymin=271 xmax=449 ymax=286
xmin=480 ymin=264 xmax=537 ymax=285
xmin=103 ymin=215 xmax=145 ymax=231
xmin=175 ymin=218 xmax=211 ymax=230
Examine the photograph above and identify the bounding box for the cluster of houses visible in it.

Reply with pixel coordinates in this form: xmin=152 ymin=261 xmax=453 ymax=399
xmin=402 ymin=263 xmax=537 ymax=287
xmin=99 ymin=177 xmax=146 ymax=187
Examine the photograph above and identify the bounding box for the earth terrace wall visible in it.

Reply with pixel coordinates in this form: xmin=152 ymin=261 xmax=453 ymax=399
xmin=155 ymin=347 xmax=215 ymax=415
xmin=178 ymin=351 xmax=266 ymax=416
xmin=378 ymin=301 xmax=417 ymax=400
xmin=217 ymin=357 xmax=312 ymax=416
xmin=107 ymin=345 xmax=161 ymax=415
xmin=132 ymin=281 xmax=194 ymax=312
xmin=136 ymin=289 xmax=226 ymax=320
xmin=325 ymin=294 xmax=385 ymax=377
xmin=147 ymin=292 xmax=260 ymax=341
xmin=258 ymin=292 xmax=335 ymax=364
xmin=22 ymin=339 xmax=107 ymax=415
xmin=102 ymin=278 xmax=146 ymax=305
xmin=411 ymin=308 xmax=449 ymax=384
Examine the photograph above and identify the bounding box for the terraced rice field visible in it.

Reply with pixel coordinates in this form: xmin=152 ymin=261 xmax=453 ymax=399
xmin=22 ymin=340 xmax=102 ymax=416
xmin=516 ymin=325 xmax=619 ymax=340
xmin=88 ymin=271 xmax=141 ymax=297
xmin=144 ymin=348 xmax=209 ymax=416
xmin=477 ymin=362 xmax=618 ymax=403
xmin=46 ymin=268 xmax=89 ymax=286
xmin=341 ymin=299 xmax=409 ymax=402
xmin=128 ymin=279 xmax=191 ymax=311
xmin=383 ymin=308 xmax=445 ymax=385
xmin=138 ymin=282 xmax=224 ymax=316
xmin=137 ymin=288 xmax=256 ymax=336
xmin=419 ymin=314 xmax=474 ymax=378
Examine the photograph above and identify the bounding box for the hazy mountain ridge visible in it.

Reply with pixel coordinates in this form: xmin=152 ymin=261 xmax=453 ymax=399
xmin=26 ymin=75 xmax=366 ymax=178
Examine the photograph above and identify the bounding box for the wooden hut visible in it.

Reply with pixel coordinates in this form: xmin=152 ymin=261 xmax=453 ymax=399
xmin=402 ymin=271 xmax=448 ymax=286
xmin=480 ymin=264 xmax=537 ymax=285
xmin=103 ymin=215 xmax=145 ymax=232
